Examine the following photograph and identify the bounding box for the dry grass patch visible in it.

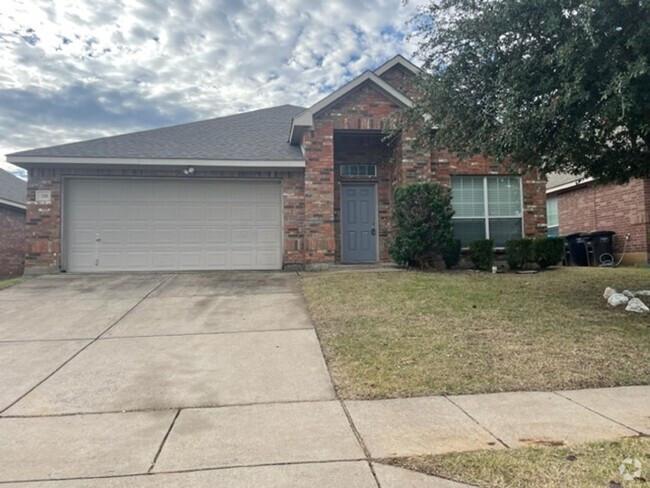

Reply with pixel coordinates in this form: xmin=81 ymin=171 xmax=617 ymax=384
xmin=0 ymin=277 xmax=22 ymax=290
xmin=383 ymin=436 xmax=650 ymax=488
xmin=301 ymin=267 xmax=650 ymax=399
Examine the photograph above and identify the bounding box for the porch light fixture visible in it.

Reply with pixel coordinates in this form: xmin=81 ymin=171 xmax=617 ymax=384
xmin=182 ymin=166 xmax=195 ymax=175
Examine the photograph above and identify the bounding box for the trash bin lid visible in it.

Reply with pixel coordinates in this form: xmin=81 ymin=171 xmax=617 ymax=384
xmin=589 ymin=230 xmax=616 ymax=237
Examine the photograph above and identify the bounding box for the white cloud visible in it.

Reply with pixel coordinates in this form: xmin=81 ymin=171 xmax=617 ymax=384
xmin=0 ymin=0 xmax=427 ymax=175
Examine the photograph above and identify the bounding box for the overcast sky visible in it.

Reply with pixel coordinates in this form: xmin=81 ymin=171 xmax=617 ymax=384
xmin=1 ymin=0 xmax=425 ymax=177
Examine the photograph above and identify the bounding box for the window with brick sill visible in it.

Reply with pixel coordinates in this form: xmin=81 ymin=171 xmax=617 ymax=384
xmin=451 ymin=175 xmax=523 ymax=247
xmin=340 ymin=164 xmax=377 ymax=178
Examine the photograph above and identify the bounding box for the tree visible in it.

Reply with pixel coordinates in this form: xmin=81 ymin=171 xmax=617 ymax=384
xmin=406 ymin=0 xmax=650 ymax=183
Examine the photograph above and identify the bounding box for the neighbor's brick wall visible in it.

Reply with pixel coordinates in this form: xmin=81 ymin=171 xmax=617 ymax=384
xmin=25 ymin=167 xmax=306 ymax=273
xmin=556 ymin=178 xmax=649 ymax=259
xmin=0 ymin=205 xmax=25 ymax=277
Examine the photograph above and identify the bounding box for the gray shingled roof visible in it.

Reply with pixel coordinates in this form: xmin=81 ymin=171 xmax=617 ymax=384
xmin=0 ymin=169 xmax=26 ymax=206
xmin=9 ymin=104 xmax=306 ymax=161
xmin=546 ymin=172 xmax=588 ymax=191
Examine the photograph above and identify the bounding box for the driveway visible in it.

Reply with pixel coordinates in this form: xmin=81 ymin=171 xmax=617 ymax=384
xmin=0 ymin=272 xmax=458 ymax=487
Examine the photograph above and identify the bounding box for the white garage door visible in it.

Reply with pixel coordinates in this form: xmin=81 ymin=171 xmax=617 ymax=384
xmin=64 ymin=178 xmax=283 ymax=272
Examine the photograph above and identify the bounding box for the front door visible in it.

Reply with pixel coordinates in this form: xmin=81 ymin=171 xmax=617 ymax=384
xmin=341 ymin=184 xmax=377 ymax=263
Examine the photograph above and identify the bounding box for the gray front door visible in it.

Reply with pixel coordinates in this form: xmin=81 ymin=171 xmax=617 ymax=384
xmin=341 ymin=184 xmax=377 ymax=262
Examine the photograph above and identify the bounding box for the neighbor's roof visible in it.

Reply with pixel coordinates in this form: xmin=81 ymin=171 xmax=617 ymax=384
xmin=0 ymin=169 xmax=26 ymax=210
xmin=7 ymin=104 xmax=306 ymax=166
xmin=546 ymin=172 xmax=594 ymax=194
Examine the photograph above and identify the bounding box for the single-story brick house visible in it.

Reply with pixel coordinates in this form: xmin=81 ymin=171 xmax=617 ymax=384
xmin=0 ymin=169 xmax=26 ymax=277
xmin=546 ymin=173 xmax=650 ymax=265
xmin=7 ymin=55 xmax=546 ymax=274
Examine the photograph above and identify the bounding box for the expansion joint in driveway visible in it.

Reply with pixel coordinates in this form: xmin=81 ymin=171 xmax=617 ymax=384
xmin=149 ymin=409 xmax=181 ymax=473
xmin=0 ymin=275 xmax=173 ymax=415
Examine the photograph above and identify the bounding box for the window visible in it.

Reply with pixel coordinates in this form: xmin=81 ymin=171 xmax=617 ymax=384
xmin=340 ymin=164 xmax=377 ymax=177
xmin=451 ymin=176 xmax=523 ymax=247
xmin=546 ymin=196 xmax=559 ymax=236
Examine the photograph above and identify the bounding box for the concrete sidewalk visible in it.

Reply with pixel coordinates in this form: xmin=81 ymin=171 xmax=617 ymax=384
xmin=0 ymin=273 xmax=648 ymax=487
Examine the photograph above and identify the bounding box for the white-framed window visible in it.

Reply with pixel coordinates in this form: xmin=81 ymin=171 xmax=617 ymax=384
xmin=340 ymin=164 xmax=377 ymax=177
xmin=546 ymin=196 xmax=559 ymax=236
xmin=451 ymin=175 xmax=523 ymax=247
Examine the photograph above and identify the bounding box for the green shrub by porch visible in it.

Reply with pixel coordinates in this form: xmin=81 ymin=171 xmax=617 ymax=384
xmin=469 ymin=239 xmax=494 ymax=270
xmin=533 ymin=237 xmax=565 ymax=269
xmin=443 ymin=238 xmax=462 ymax=269
xmin=505 ymin=238 xmax=533 ymax=270
xmin=389 ymin=182 xmax=455 ymax=268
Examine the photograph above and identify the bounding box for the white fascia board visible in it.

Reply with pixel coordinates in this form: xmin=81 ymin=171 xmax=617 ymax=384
xmin=374 ymin=55 xmax=421 ymax=77
xmin=546 ymin=176 xmax=595 ymax=194
xmin=8 ymin=156 xmax=306 ymax=169
xmin=0 ymin=197 xmax=26 ymax=211
xmin=288 ymin=71 xmax=414 ymax=144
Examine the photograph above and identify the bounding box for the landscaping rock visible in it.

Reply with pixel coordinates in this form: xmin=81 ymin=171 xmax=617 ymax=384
xmin=603 ymin=287 xmax=617 ymax=299
xmin=635 ymin=290 xmax=650 ymax=297
xmin=622 ymin=290 xmax=636 ymax=299
xmin=607 ymin=293 xmax=630 ymax=307
xmin=625 ymin=298 xmax=649 ymax=314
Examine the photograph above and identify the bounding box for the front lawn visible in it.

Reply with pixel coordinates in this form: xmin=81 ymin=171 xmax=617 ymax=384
xmin=301 ymin=267 xmax=650 ymax=399
xmin=384 ymin=436 xmax=649 ymax=488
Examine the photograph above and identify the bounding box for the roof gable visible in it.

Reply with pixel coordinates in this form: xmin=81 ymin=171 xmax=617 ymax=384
xmin=289 ymin=69 xmax=414 ymax=144
xmin=374 ymin=54 xmax=421 ymax=77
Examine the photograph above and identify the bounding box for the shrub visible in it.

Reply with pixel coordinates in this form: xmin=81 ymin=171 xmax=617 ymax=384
xmin=389 ymin=182 xmax=455 ymax=268
xmin=533 ymin=237 xmax=565 ymax=269
xmin=505 ymin=238 xmax=533 ymax=270
xmin=442 ymin=238 xmax=462 ymax=269
xmin=469 ymin=239 xmax=494 ymax=270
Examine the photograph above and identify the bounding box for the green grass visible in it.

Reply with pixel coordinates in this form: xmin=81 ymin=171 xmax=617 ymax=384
xmin=0 ymin=277 xmax=22 ymax=290
xmin=384 ymin=437 xmax=650 ymax=488
xmin=301 ymin=267 xmax=650 ymax=399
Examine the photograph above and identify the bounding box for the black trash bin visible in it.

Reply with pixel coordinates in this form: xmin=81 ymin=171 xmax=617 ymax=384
xmin=589 ymin=231 xmax=616 ymax=266
xmin=565 ymin=233 xmax=590 ymax=266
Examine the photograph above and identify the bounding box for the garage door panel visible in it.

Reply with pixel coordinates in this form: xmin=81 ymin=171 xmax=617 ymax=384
xmin=256 ymin=206 xmax=281 ymax=224
xmin=231 ymin=205 xmax=254 ymax=223
xmin=65 ymin=179 xmax=282 ymax=272
xmin=206 ymin=229 xmax=231 ymax=244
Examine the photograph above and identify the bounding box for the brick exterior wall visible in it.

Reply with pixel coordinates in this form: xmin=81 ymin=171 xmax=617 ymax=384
xmin=554 ymin=178 xmax=650 ymax=263
xmin=378 ymin=65 xmax=417 ymax=98
xmin=0 ymin=205 xmax=25 ymax=277
xmin=25 ymin=167 xmax=305 ymax=273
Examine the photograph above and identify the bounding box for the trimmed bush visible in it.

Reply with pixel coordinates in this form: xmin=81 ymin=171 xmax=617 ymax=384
xmin=533 ymin=237 xmax=565 ymax=269
xmin=505 ymin=238 xmax=533 ymax=270
xmin=469 ymin=239 xmax=494 ymax=270
xmin=389 ymin=182 xmax=455 ymax=268
xmin=443 ymin=238 xmax=462 ymax=269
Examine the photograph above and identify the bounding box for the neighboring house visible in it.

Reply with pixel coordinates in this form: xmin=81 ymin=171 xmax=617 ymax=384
xmin=0 ymin=169 xmax=26 ymax=277
xmin=546 ymin=173 xmax=650 ymax=265
xmin=6 ymin=55 xmax=546 ymax=274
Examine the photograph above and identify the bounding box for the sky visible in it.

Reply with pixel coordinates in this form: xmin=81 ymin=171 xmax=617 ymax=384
xmin=0 ymin=0 xmax=426 ymax=178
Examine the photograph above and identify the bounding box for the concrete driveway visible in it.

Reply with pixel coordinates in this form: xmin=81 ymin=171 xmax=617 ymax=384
xmin=0 ymin=272 xmax=456 ymax=487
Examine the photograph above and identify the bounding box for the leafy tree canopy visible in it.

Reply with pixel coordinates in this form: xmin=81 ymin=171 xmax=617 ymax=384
xmin=406 ymin=0 xmax=650 ymax=183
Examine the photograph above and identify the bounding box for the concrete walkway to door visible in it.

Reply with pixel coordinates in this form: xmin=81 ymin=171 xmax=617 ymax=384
xmin=0 ymin=272 xmax=468 ymax=487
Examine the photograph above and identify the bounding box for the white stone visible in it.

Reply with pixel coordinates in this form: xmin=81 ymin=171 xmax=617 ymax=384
xmin=622 ymin=290 xmax=636 ymax=299
xmin=635 ymin=290 xmax=650 ymax=297
xmin=607 ymin=293 xmax=630 ymax=307
xmin=625 ymin=298 xmax=650 ymax=314
xmin=603 ymin=287 xmax=617 ymax=299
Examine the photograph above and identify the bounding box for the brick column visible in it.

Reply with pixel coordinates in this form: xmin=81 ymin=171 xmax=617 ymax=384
xmin=302 ymin=119 xmax=336 ymax=266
